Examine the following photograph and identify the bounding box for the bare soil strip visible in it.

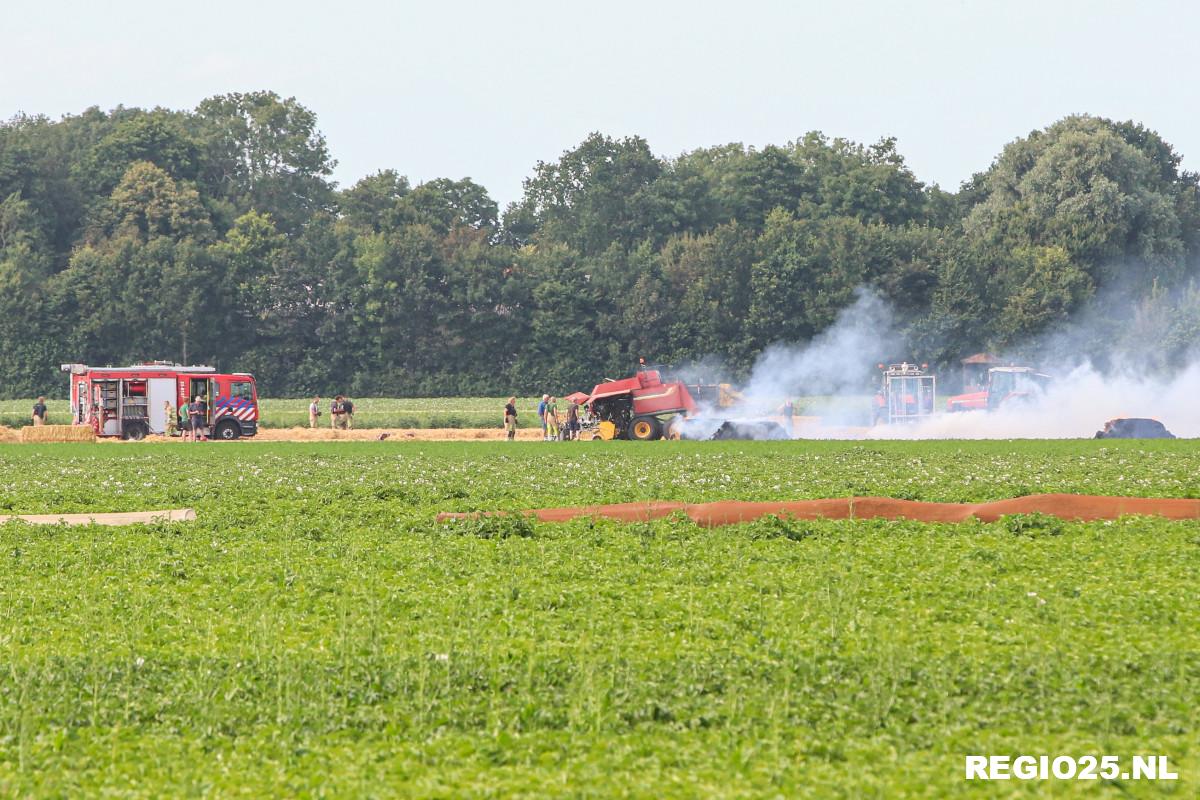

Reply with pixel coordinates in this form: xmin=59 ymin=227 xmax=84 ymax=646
xmin=251 ymin=427 xmax=546 ymax=442
xmin=0 ymin=426 xmax=546 ymax=443
xmin=438 ymin=494 xmax=1200 ymax=526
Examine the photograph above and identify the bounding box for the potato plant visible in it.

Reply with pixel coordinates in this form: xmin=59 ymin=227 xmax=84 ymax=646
xmin=0 ymin=440 xmax=1197 ymax=797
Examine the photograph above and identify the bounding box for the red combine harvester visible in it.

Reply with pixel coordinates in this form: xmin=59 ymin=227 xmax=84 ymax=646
xmin=588 ymin=369 xmax=698 ymax=440
xmin=946 ymin=366 xmax=1051 ymax=412
xmin=61 ymin=362 xmax=260 ymax=440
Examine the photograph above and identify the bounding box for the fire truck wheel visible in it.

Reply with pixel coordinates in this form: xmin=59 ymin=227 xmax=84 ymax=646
xmin=214 ymin=420 xmax=241 ymax=441
xmin=123 ymin=422 xmax=147 ymax=442
xmin=628 ymin=416 xmax=662 ymax=441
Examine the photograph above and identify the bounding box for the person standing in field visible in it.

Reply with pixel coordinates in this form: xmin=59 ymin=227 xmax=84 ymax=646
xmin=503 ymin=396 xmax=518 ymax=440
xmin=188 ymin=396 xmax=205 ymax=442
xmin=341 ymin=396 xmax=355 ymax=429
xmin=179 ymin=399 xmax=190 ymax=441
xmin=332 ymin=395 xmax=350 ymax=430
xmin=196 ymin=395 xmax=211 ymax=441
xmin=544 ymin=396 xmax=560 ymax=441
xmin=31 ymin=396 xmax=47 ymax=426
xmin=330 ymin=396 xmax=341 ymax=429
xmin=537 ymin=394 xmax=548 ymax=440
xmin=201 ymin=394 xmax=212 ymax=440
xmin=309 ymin=396 xmax=321 ymax=428
xmin=565 ymin=400 xmax=579 ymax=440
xmin=164 ymin=400 xmax=177 ymax=437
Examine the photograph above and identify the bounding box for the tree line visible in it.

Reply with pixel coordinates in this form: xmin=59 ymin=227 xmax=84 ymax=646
xmin=1 ymin=91 xmax=1198 ymax=398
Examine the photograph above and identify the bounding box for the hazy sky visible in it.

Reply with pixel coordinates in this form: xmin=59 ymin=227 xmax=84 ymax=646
xmin=5 ymin=1 xmax=1198 ymax=208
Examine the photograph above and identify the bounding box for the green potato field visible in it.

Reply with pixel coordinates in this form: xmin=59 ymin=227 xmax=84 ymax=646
xmin=1 ymin=440 xmax=1197 ymax=797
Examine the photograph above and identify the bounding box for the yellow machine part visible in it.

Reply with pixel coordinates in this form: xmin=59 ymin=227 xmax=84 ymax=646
xmin=718 ymin=384 xmax=744 ymax=407
xmin=598 ymin=420 xmax=617 ymax=440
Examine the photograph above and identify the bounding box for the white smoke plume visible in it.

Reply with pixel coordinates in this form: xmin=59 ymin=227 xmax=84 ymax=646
xmin=684 ymin=285 xmax=1199 ymax=440
xmin=682 ymin=288 xmax=893 ymax=438
xmin=872 ymin=361 xmax=1200 ymax=439
xmin=740 ymin=288 xmax=893 ymax=404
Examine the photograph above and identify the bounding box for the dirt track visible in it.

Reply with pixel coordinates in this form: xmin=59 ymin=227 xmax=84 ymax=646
xmin=252 ymin=427 xmax=546 ymax=442
xmin=0 ymin=426 xmax=551 ymax=443
xmin=440 ymin=494 xmax=1200 ymax=526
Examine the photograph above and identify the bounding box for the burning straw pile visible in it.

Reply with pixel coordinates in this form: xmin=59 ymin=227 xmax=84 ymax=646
xmin=19 ymin=425 xmax=96 ymax=443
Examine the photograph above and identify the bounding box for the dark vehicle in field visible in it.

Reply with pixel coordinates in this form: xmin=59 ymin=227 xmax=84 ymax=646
xmin=1094 ymin=418 xmax=1176 ymax=439
xmin=709 ymin=420 xmax=789 ymax=441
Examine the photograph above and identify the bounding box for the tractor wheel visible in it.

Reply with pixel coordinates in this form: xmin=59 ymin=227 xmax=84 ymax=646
xmin=214 ymin=420 xmax=241 ymax=441
xmin=628 ymin=416 xmax=662 ymax=441
xmin=122 ymin=422 xmax=147 ymax=441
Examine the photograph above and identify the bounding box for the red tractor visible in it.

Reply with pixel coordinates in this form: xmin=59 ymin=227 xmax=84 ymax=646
xmin=946 ymin=366 xmax=1052 ymax=412
xmin=588 ymin=369 xmax=698 ymax=440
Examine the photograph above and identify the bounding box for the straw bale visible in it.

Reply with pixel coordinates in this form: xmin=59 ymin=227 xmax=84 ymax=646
xmin=20 ymin=425 xmax=96 ymax=443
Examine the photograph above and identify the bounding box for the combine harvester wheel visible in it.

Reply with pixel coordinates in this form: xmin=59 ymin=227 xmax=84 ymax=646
xmin=629 ymin=416 xmax=662 ymax=441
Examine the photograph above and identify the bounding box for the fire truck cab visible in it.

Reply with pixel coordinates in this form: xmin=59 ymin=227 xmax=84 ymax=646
xmin=61 ymin=362 xmax=260 ymax=440
xmin=875 ymin=362 xmax=936 ymax=424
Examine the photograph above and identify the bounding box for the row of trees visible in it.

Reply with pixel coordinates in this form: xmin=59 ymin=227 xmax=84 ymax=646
xmin=2 ymin=92 xmax=1198 ymax=397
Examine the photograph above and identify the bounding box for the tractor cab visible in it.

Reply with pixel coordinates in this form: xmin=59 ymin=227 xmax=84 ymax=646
xmin=985 ymin=367 xmax=1051 ymax=410
xmin=947 ymin=365 xmax=1051 ymax=412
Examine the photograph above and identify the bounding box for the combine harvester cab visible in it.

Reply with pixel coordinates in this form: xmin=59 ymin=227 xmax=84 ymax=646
xmin=946 ymin=366 xmax=1051 ymax=412
xmin=62 ymin=362 xmax=260 ymax=440
xmin=588 ymin=370 xmax=698 ymax=440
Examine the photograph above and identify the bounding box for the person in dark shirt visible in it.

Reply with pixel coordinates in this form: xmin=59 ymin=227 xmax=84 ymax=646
xmin=565 ymin=401 xmax=579 ymax=440
xmin=31 ymin=397 xmax=47 ymax=426
xmin=197 ymin=396 xmax=209 ymax=440
xmin=332 ymin=395 xmax=351 ymax=430
xmin=503 ymin=397 xmax=518 ymax=441
xmin=189 ymin=395 xmax=209 ymax=442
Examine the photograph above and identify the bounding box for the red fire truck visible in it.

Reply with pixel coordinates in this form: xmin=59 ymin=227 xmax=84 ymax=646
xmin=61 ymin=362 xmax=260 ymax=440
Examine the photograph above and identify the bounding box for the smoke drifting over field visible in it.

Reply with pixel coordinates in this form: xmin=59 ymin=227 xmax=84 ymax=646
xmin=689 ymin=287 xmax=1199 ymax=440
xmin=878 ymin=362 xmax=1200 ymax=439
xmin=742 ymin=288 xmax=892 ymax=404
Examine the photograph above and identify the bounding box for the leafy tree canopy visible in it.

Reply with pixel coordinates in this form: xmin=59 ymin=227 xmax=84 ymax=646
xmin=1 ymin=102 xmax=1197 ymax=398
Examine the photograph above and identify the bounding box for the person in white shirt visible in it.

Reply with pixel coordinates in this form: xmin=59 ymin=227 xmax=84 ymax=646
xmin=309 ymin=396 xmax=321 ymax=428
